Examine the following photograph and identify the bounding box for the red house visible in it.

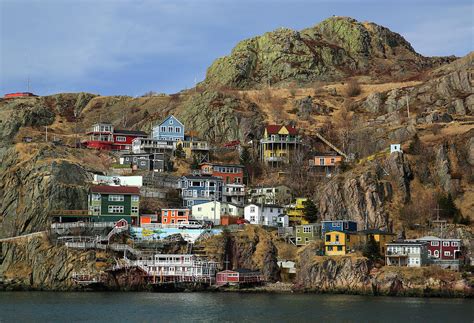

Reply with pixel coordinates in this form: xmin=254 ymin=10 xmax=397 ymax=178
xmin=200 ymin=163 xmax=244 ymax=184
xmin=216 ymin=269 xmax=263 ymax=286
xmin=84 ymin=123 xmax=147 ymax=151
xmin=416 ymin=236 xmax=462 ymax=260
xmin=4 ymin=92 xmax=37 ymax=99
xmin=161 ymin=209 xmax=190 ymax=225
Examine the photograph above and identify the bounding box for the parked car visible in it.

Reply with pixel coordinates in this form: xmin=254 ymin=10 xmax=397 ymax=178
xmin=178 ymin=220 xmax=203 ymax=229
xmin=236 ymin=218 xmax=249 ymax=225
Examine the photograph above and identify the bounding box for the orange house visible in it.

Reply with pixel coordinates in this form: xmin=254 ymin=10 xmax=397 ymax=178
xmin=161 ymin=209 xmax=190 ymax=225
xmin=310 ymin=155 xmax=343 ymax=167
xmin=200 ymin=163 xmax=244 ymax=184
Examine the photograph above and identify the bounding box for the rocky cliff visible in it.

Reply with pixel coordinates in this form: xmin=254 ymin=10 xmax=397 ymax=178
xmin=295 ymin=243 xmax=472 ymax=297
xmin=204 ymin=16 xmax=454 ymax=89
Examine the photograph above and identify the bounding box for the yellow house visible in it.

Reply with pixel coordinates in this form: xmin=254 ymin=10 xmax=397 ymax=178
xmin=324 ymin=231 xmax=362 ymax=256
xmin=175 ymin=137 xmax=210 ymax=162
xmin=287 ymin=198 xmax=309 ymax=225
xmin=260 ymin=125 xmax=301 ymax=167
xmin=358 ymin=229 xmax=396 ymax=255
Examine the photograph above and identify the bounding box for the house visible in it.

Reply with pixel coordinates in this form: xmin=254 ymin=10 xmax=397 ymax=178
xmin=260 ymin=124 xmax=301 ymax=167
xmin=152 ymin=115 xmax=185 ymax=142
xmin=140 ymin=213 xmax=159 ymax=226
xmin=178 ymin=175 xmax=224 ymax=208
xmin=200 ymin=163 xmax=244 ymax=184
xmin=85 ymin=123 xmax=147 ymax=151
xmin=92 ymin=174 xmax=143 ymax=187
xmin=295 ymin=223 xmax=321 ymax=246
xmin=192 ymin=201 xmax=243 ymax=225
xmin=161 ymin=209 xmax=190 ymax=225
xmin=175 ymin=136 xmax=210 ymax=163
xmin=390 ymin=144 xmax=401 ymax=153
xmin=120 ymin=152 xmax=168 ymax=172
xmin=309 ymin=153 xmax=343 ymax=176
xmin=321 ymin=220 xmax=358 ymax=236
xmin=247 ymin=185 xmax=292 ymax=205
xmin=216 ymin=269 xmax=263 ymax=286
xmin=324 ymin=231 xmax=362 ymax=256
xmin=4 ymin=92 xmax=37 ymax=99
xmin=244 ymin=204 xmax=285 ymax=227
xmin=222 ymin=183 xmax=246 ymax=206
xmin=88 ymin=185 xmax=140 ymax=224
xmin=358 ymin=229 xmax=396 ymax=255
xmin=410 ymin=236 xmax=462 ymax=270
xmin=286 ymin=198 xmax=309 ymax=225
xmin=385 ymin=241 xmax=429 ymax=267
xmin=132 ymin=137 xmax=174 ymax=155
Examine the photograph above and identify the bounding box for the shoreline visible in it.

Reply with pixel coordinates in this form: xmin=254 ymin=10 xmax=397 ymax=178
xmin=1 ymin=282 xmax=472 ymax=298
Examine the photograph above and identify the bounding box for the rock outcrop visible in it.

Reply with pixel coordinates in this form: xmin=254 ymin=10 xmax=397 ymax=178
xmin=204 ymin=17 xmax=453 ymax=88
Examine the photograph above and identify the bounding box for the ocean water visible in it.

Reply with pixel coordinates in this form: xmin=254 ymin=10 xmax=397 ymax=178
xmin=0 ymin=292 xmax=472 ymax=322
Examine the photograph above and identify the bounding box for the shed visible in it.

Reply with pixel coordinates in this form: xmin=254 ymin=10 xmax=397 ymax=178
xmin=216 ymin=269 xmax=263 ymax=286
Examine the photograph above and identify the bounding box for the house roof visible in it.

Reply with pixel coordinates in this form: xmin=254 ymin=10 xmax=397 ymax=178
xmin=158 ymin=115 xmax=184 ymax=127
xmin=416 ymin=236 xmax=461 ymax=241
xmin=90 ymin=185 xmax=140 ymax=195
xmin=321 ymin=220 xmax=357 ymax=223
xmin=181 ymin=175 xmax=223 ymax=181
xmin=387 ymin=240 xmax=428 ymax=246
xmin=265 ymin=124 xmax=297 ymax=135
xmin=200 ymin=162 xmax=244 ymax=168
xmin=219 ymin=268 xmax=261 ymax=274
xmin=114 ymin=129 xmax=148 ymax=136
xmin=358 ymin=229 xmax=395 ymax=235
xmin=246 ymin=204 xmax=283 ymax=209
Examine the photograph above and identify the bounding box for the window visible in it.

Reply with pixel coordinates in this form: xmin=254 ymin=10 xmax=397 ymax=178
xmin=108 ymin=205 xmax=124 ymax=213
xmin=320 ymin=158 xmax=325 ymax=165
xmin=132 ymin=195 xmax=139 ymax=202
xmin=444 ymin=251 xmax=451 ymax=256
xmin=176 ymin=127 xmax=181 ymax=133
xmin=303 ymin=226 xmax=312 ymax=233
xmin=330 ymin=158 xmax=335 ymax=164
xmin=92 ymin=194 xmax=101 ymax=201
xmin=250 ymin=216 xmax=255 ymax=222
xmin=93 ymin=206 xmax=100 ymax=213
xmin=327 ymin=246 xmax=333 ymax=251
xmin=116 ymin=136 xmax=126 ymax=142
xmin=160 ymin=126 xmax=166 ymax=132
xmin=442 ymin=242 xmax=450 ymax=247
xmin=168 ymin=126 xmax=173 ymax=132
xmin=131 ymin=206 xmax=138 ymax=214
xmin=431 ymin=241 xmax=439 ymax=246
xmin=451 ymin=242 xmax=459 ymax=247
xmin=325 ymin=235 xmax=330 ymax=242
xmin=109 ymin=195 xmax=124 ymax=202
xmin=434 ymin=250 xmax=439 ymax=258
xmin=335 ymin=234 xmax=339 ymax=242
xmin=250 ymin=206 xmax=255 ymax=213
xmin=140 ymin=161 xmax=146 ymax=166
xmin=197 ymin=207 xmax=202 ymax=212
xmin=169 ymin=119 xmax=174 ymax=125
xmin=337 ymin=246 xmax=343 ymax=251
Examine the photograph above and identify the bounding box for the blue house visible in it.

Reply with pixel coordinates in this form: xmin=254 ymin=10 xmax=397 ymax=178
xmin=152 ymin=115 xmax=185 ymax=142
xmin=178 ymin=175 xmax=224 ymax=208
xmin=321 ymin=220 xmax=358 ymax=236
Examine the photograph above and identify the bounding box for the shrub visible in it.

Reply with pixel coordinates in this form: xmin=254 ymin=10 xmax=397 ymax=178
xmin=344 ymin=80 xmax=361 ymax=97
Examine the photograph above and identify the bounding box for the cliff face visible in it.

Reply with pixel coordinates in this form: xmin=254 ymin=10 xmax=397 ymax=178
xmin=204 ymin=16 xmax=453 ymax=88
xmin=295 ymin=243 xmax=472 ymax=296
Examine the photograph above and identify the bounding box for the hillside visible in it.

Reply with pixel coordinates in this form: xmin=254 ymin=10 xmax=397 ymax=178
xmin=0 ymin=16 xmax=473 ymax=291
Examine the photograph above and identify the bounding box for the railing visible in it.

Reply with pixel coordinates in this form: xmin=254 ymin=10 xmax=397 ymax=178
xmin=65 ymin=241 xmax=106 ymax=250
xmin=51 ymin=221 xmax=116 ymax=230
xmin=260 ymin=137 xmax=300 ymax=144
xmin=222 ymin=190 xmax=245 ymax=196
xmin=50 ymin=210 xmax=89 ymax=216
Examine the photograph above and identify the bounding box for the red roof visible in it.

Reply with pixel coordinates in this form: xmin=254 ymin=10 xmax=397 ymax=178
xmin=90 ymin=185 xmax=140 ymax=194
xmin=265 ymin=125 xmax=297 ymax=135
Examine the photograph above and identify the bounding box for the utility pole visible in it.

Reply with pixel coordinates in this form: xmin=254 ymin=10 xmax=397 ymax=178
xmin=45 ymin=126 xmax=48 ymax=142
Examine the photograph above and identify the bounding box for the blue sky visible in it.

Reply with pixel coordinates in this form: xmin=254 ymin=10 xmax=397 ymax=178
xmin=1 ymin=0 xmax=472 ymax=96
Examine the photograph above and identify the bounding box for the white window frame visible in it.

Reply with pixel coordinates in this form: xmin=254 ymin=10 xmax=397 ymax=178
xmin=109 ymin=195 xmax=124 ymax=202
xmin=108 ymin=205 xmax=124 ymax=213
xmin=116 ymin=136 xmax=127 ymax=142
xmin=131 ymin=195 xmax=139 ymax=202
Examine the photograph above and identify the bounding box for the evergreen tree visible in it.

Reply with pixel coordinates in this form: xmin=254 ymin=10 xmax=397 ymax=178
xmin=303 ymin=199 xmax=318 ymax=223
xmin=408 ymin=133 xmax=423 ymax=155
xmin=363 ymin=235 xmax=381 ymax=260
xmin=239 ymin=146 xmax=252 ymax=185
xmin=438 ymin=193 xmax=461 ymax=220
xmin=175 ymin=143 xmax=185 ymax=159
xmin=191 ymin=155 xmax=200 ymax=170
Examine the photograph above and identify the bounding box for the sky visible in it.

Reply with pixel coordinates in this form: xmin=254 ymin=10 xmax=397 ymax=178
xmin=1 ymin=0 xmax=473 ymax=97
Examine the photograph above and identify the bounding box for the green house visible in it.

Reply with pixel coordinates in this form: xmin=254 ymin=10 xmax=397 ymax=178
xmin=295 ymin=223 xmax=320 ymax=246
xmin=88 ymin=185 xmax=140 ymax=224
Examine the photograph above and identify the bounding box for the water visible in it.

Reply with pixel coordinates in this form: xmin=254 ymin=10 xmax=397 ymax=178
xmin=0 ymin=292 xmax=472 ymax=322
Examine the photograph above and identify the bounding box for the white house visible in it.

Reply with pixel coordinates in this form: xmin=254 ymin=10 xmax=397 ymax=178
xmin=244 ymin=204 xmax=285 ymax=227
xmin=191 ymin=201 xmax=243 ymax=225
xmin=390 ymin=144 xmax=401 ymax=154
xmin=385 ymin=241 xmax=428 ymax=267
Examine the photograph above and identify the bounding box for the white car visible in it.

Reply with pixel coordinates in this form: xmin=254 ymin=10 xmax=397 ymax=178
xmin=177 ymin=221 xmax=203 ymax=229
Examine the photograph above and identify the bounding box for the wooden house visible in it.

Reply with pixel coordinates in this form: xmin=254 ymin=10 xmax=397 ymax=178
xmin=216 ymin=269 xmax=263 ymax=286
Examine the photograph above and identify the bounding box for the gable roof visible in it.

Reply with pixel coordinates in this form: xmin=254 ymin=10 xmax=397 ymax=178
xmin=265 ymin=125 xmax=297 ymax=135
xmin=90 ymin=185 xmax=140 ymax=195
xmin=159 ymin=115 xmax=184 ymax=128
xmin=114 ymin=129 xmax=148 ymax=136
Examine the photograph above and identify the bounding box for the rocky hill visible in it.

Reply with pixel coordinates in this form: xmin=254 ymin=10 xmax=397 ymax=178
xmin=204 ymin=16 xmax=455 ymax=89
xmin=0 ymin=16 xmax=473 ymax=292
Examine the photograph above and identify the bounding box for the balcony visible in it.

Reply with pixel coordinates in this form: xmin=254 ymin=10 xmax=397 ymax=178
xmin=223 ymin=190 xmax=245 ymax=196
xmin=265 ymin=156 xmax=287 ymax=162
xmin=260 ymin=136 xmax=300 ymax=144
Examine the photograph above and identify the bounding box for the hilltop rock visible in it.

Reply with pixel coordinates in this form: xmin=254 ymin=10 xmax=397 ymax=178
xmin=204 ymin=16 xmax=453 ymax=88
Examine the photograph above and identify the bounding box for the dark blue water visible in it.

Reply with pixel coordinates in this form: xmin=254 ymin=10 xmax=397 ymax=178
xmin=0 ymin=292 xmax=472 ymax=322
